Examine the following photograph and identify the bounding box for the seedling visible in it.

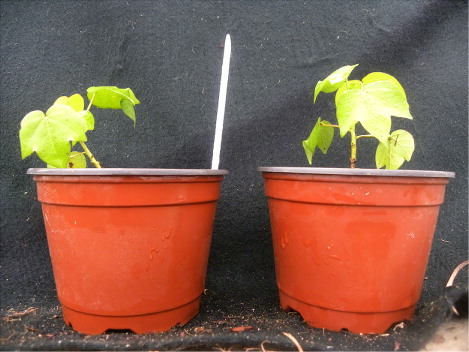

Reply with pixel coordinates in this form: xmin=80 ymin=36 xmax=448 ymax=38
xmin=19 ymin=86 xmax=140 ymax=168
xmin=302 ymin=64 xmax=415 ymax=169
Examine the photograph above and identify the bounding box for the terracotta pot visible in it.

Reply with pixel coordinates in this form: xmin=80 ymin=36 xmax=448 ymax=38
xmin=28 ymin=168 xmax=228 ymax=335
xmin=258 ymin=167 xmax=454 ymax=334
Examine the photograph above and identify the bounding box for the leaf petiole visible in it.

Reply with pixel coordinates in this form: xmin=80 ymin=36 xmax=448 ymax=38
xmin=69 ymin=151 xmax=86 ymax=157
xmin=320 ymin=122 xmax=339 ymax=128
xmin=86 ymin=92 xmax=96 ymax=112
xmin=80 ymin=92 xmax=100 ymax=168
xmin=79 ymin=141 xmax=101 ymax=168
xmin=356 ymin=134 xmax=374 ymax=140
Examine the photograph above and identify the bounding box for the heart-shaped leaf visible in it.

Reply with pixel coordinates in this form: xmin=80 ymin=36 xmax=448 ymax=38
xmin=314 ymin=64 xmax=358 ymax=102
xmin=87 ymin=86 xmax=140 ymax=124
xmin=78 ymin=110 xmax=95 ymax=131
xmin=87 ymin=86 xmax=140 ymax=108
xmin=47 ymin=151 xmax=87 ymax=168
xmin=68 ymin=94 xmax=85 ymax=111
xmin=54 ymin=94 xmax=85 ymax=112
xmin=376 ymin=129 xmax=415 ymax=169
xmin=120 ymin=98 xmax=136 ymax=125
xmin=363 ymin=80 xmax=412 ymax=119
xmin=302 ymin=118 xmax=335 ymax=164
xmin=360 ymin=112 xmax=392 ymax=145
xmin=336 ymin=80 xmax=411 ymax=143
xmin=20 ymin=104 xmax=87 ymax=168
xmin=362 ymin=72 xmax=407 ymax=99
xmin=67 ymin=151 xmax=87 ymax=168
xmin=54 ymin=94 xmax=94 ymax=132
xmin=335 ymin=80 xmax=362 ymax=106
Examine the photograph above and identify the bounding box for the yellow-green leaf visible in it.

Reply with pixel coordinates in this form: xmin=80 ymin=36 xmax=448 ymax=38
xmin=53 ymin=94 xmax=85 ymax=112
xmin=78 ymin=110 xmax=95 ymax=131
xmin=302 ymin=118 xmax=335 ymax=164
xmin=67 ymin=151 xmax=87 ymax=168
xmin=314 ymin=64 xmax=358 ymax=102
xmin=46 ymin=151 xmax=87 ymax=168
xmin=335 ymin=80 xmax=361 ymax=106
xmin=19 ymin=105 xmax=87 ymax=168
xmin=54 ymin=96 xmax=69 ymax=106
xmin=362 ymin=72 xmax=407 ymax=99
xmin=336 ymin=80 xmax=411 ymax=143
xmin=120 ymin=99 xmax=136 ymax=125
xmin=68 ymin=94 xmax=85 ymax=111
xmin=87 ymin=86 xmax=140 ymax=124
xmin=375 ymin=129 xmax=415 ymax=169
xmin=87 ymin=86 xmax=140 ymax=109
xmin=363 ymin=81 xmax=412 ymax=119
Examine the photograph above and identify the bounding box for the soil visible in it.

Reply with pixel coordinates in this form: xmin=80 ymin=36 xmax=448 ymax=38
xmin=1 ymin=286 xmax=466 ymax=351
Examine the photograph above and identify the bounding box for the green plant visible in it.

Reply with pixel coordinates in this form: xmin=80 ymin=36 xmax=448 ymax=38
xmin=302 ymin=64 xmax=414 ymax=169
xmin=19 ymin=86 xmax=140 ymax=168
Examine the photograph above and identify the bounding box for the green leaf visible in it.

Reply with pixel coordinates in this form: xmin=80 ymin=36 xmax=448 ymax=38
xmin=54 ymin=96 xmax=69 ymax=106
xmin=54 ymin=94 xmax=85 ymax=112
xmin=87 ymin=86 xmax=140 ymax=124
xmin=388 ymin=129 xmax=415 ymax=161
xmin=336 ymin=80 xmax=411 ymax=143
xmin=314 ymin=64 xmax=358 ymax=102
xmin=363 ymin=80 xmax=412 ymax=119
xmin=375 ymin=129 xmax=415 ymax=169
xmin=362 ymin=72 xmax=407 ymax=99
xmin=67 ymin=151 xmax=87 ymax=168
xmin=120 ymin=99 xmax=136 ymax=125
xmin=359 ymin=109 xmax=391 ymax=145
xmin=302 ymin=140 xmax=314 ymax=165
xmin=46 ymin=151 xmax=87 ymax=168
xmin=335 ymin=80 xmax=362 ymax=106
xmin=78 ymin=110 xmax=95 ymax=131
xmin=19 ymin=104 xmax=87 ymax=168
xmin=68 ymin=94 xmax=85 ymax=111
xmin=302 ymin=117 xmax=335 ymax=164
xmin=53 ymin=94 xmax=95 ymax=132
xmin=87 ymin=86 xmax=140 ymax=109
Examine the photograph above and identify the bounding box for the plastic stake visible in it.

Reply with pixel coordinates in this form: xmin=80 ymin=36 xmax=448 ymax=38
xmin=211 ymin=34 xmax=231 ymax=170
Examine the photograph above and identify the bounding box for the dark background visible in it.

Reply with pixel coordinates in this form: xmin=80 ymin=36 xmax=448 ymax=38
xmin=0 ymin=0 xmax=467 ymax=350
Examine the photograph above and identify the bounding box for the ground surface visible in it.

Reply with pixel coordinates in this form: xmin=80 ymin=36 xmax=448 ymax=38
xmin=1 ymin=286 xmax=467 ymax=351
xmin=420 ymin=318 xmax=468 ymax=351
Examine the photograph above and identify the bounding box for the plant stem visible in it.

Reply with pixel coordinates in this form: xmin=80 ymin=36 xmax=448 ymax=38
xmin=79 ymin=141 xmax=101 ymax=168
xmin=80 ymin=93 xmax=102 ymax=168
xmin=350 ymin=127 xmax=357 ymax=168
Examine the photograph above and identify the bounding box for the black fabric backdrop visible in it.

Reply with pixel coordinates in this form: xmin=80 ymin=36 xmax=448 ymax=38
xmin=0 ymin=1 xmax=467 ymax=350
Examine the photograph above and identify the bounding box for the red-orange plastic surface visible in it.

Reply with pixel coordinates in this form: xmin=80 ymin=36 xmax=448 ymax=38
xmin=262 ymin=172 xmax=450 ymax=334
xmin=34 ymin=174 xmax=224 ymax=334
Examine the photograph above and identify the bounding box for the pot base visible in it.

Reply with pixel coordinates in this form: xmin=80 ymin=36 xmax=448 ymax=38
xmin=61 ymin=298 xmax=201 ymax=335
xmin=279 ymin=291 xmax=414 ymax=334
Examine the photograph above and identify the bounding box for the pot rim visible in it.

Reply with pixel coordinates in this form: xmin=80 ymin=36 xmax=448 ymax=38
xmin=258 ymin=167 xmax=454 ymax=178
xmin=27 ymin=168 xmax=229 ymax=176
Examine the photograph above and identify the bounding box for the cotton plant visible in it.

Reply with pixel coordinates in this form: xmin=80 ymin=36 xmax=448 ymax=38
xmin=19 ymin=86 xmax=140 ymax=168
xmin=303 ymin=64 xmax=414 ymax=169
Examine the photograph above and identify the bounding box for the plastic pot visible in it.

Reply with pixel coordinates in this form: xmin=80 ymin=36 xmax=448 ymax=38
xmin=28 ymin=168 xmax=228 ymax=335
xmin=258 ymin=167 xmax=454 ymax=334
